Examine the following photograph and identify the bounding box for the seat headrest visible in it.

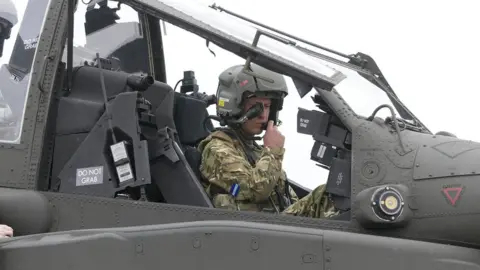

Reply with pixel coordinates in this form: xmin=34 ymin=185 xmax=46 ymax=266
xmin=173 ymin=93 xmax=214 ymax=146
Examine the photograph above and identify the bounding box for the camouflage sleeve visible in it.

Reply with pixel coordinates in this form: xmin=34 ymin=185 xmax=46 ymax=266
xmin=200 ymin=138 xmax=285 ymax=203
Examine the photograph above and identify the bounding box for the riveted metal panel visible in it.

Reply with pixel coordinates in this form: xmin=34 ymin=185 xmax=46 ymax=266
xmin=413 ymin=137 xmax=480 ymax=180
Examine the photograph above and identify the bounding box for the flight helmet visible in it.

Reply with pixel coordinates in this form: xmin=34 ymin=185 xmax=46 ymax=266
xmin=215 ymin=63 xmax=288 ymax=126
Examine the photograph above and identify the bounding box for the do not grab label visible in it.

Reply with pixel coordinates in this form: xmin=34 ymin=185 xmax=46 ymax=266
xmin=76 ymin=166 xmax=104 ymax=186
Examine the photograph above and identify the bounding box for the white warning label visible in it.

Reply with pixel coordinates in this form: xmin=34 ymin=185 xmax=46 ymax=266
xmin=116 ymin=163 xmax=134 ymax=183
xmin=110 ymin=141 xmax=128 ymax=163
xmin=76 ymin=166 xmax=104 ymax=186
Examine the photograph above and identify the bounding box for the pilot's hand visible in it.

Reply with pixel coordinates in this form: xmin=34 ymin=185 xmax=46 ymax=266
xmin=0 ymin=224 xmax=13 ymax=238
xmin=263 ymin=120 xmax=285 ymax=149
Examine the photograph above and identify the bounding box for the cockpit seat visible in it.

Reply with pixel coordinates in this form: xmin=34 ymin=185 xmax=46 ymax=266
xmin=173 ymin=92 xmax=214 ymax=147
xmin=147 ymin=92 xmax=214 ymax=208
xmin=172 ymin=93 xmax=215 ymax=193
xmin=48 ymin=66 xmax=209 ymax=208
xmin=52 ymin=66 xmax=180 ymax=199
xmin=50 ymin=66 xmax=133 ymax=191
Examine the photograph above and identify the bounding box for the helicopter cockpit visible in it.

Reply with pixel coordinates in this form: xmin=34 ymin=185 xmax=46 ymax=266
xmin=43 ymin=0 xmax=358 ymax=215
xmin=45 ymin=0 xmax=309 ymax=206
xmin=0 ymin=0 xmax=433 ymax=230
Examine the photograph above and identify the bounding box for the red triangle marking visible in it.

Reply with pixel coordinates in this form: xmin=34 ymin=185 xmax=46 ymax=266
xmin=442 ymin=187 xmax=463 ymax=206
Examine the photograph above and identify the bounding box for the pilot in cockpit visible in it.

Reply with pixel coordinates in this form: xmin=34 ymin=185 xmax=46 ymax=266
xmin=0 ymin=224 xmax=13 ymax=238
xmin=197 ymin=63 xmax=342 ymax=218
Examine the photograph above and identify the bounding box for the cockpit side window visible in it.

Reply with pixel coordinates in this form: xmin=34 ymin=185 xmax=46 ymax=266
xmin=0 ymin=0 xmax=51 ymax=144
xmin=64 ymin=1 xmax=146 ymax=74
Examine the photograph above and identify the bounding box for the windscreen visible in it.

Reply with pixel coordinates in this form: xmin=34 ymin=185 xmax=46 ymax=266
xmin=138 ymin=0 xmax=346 ymax=88
xmin=315 ymin=64 xmax=403 ymax=120
xmin=0 ymin=0 xmax=51 ymax=144
xmin=139 ymin=0 xmax=400 ymax=120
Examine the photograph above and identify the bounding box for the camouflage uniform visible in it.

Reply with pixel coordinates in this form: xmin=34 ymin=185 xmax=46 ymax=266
xmin=198 ymin=129 xmax=340 ymax=218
